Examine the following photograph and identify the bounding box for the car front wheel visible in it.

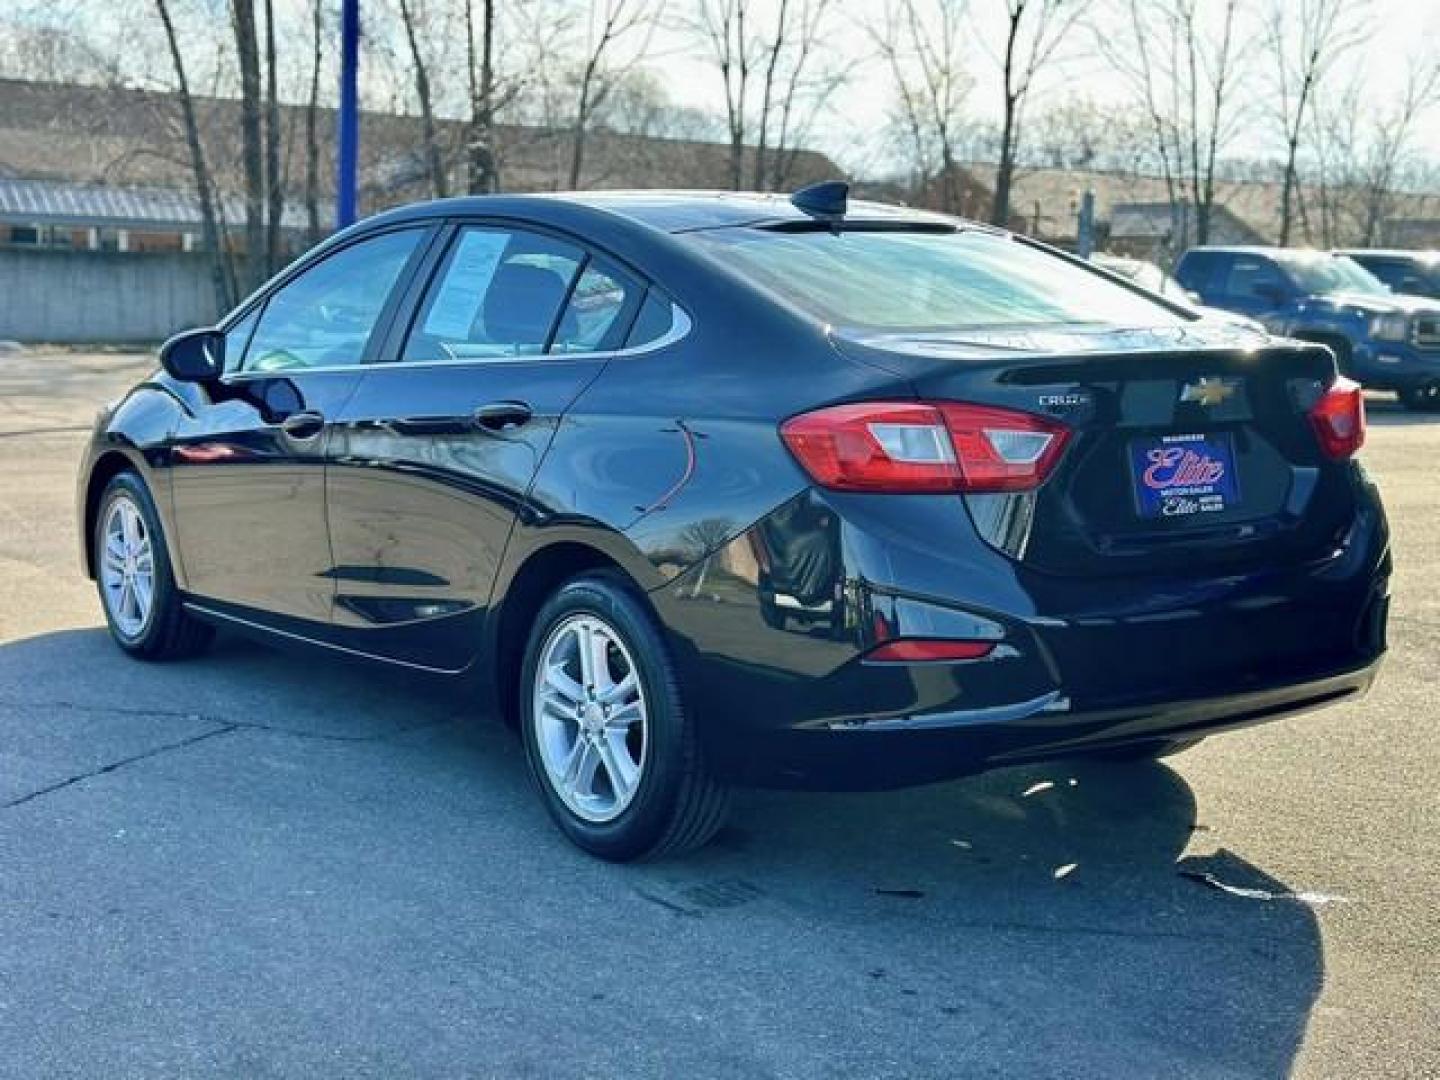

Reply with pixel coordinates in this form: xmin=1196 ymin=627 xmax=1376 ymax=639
xmin=94 ymin=472 xmax=213 ymax=660
xmin=520 ymin=572 xmax=730 ymax=861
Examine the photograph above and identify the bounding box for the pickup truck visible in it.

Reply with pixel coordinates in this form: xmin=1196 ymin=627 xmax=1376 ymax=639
xmin=1176 ymin=246 xmax=1440 ymax=411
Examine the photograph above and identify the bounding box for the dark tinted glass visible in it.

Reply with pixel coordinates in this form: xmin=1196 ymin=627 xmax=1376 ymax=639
xmin=550 ymin=258 xmax=640 ymax=354
xmin=689 ymin=228 xmax=1181 ymax=330
xmin=223 ymin=306 xmax=260 ymax=370
xmin=243 ymin=229 xmax=422 ymax=372
xmin=1223 ymin=257 xmax=1285 ymax=299
xmin=625 ymin=290 xmax=675 ymax=348
xmin=1175 ymin=251 xmax=1220 ymax=292
xmin=403 ymin=227 xmax=584 ymax=362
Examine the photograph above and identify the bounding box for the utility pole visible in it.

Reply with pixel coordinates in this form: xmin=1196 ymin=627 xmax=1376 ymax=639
xmin=337 ymin=0 xmax=360 ymax=229
xmin=1076 ymin=189 xmax=1096 ymax=259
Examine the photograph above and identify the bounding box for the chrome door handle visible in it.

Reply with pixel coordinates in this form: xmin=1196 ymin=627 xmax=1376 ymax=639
xmin=472 ymin=400 xmax=533 ymax=431
xmin=279 ymin=410 xmax=326 ymax=440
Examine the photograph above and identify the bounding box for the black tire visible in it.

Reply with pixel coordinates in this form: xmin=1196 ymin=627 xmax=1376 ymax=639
xmin=1399 ymin=381 xmax=1440 ymax=412
xmin=1094 ymin=736 xmax=1204 ymax=762
xmin=519 ymin=571 xmax=730 ymax=861
xmin=93 ymin=472 xmax=214 ymax=660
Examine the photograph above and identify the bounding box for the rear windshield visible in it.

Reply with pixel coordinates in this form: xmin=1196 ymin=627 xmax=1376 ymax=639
xmin=687 ymin=227 xmax=1186 ymax=331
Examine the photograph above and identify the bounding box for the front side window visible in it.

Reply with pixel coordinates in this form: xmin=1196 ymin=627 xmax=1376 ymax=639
xmin=242 ymin=228 xmax=422 ymax=373
xmin=223 ymin=306 xmax=260 ymax=368
xmin=403 ymin=227 xmax=586 ymax=362
xmin=687 ymin=227 xmax=1185 ymax=331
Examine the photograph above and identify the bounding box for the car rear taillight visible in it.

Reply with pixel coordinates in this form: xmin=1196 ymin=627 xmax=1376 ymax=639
xmin=780 ymin=401 xmax=1070 ymax=493
xmin=865 ymin=638 xmax=996 ymax=663
xmin=1308 ymin=377 xmax=1365 ymax=460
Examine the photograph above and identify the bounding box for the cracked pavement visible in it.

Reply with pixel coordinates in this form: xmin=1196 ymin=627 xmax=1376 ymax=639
xmin=0 ymin=348 xmax=1437 ymax=1078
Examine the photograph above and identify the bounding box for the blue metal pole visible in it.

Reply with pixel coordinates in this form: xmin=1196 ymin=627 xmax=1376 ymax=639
xmin=1076 ymin=189 xmax=1096 ymax=259
xmin=336 ymin=0 xmax=360 ymax=229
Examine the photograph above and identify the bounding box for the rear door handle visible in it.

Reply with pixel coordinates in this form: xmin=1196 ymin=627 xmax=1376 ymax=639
xmin=279 ymin=410 xmax=326 ymax=440
xmin=472 ymin=400 xmax=533 ymax=432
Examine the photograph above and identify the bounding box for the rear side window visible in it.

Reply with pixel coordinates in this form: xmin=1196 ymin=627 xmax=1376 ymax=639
xmin=403 ymin=227 xmax=584 ymax=362
xmin=687 ymin=228 xmax=1182 ymax=331
xmin=624 ymin=290 xmax=676 ymax=348
xmin=549 ymin=258 xmax=642 ymax=354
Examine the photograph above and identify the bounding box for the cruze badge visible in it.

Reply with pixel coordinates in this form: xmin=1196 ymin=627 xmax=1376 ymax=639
xmin=1179 ymin=377 xmax=1238 ymax=407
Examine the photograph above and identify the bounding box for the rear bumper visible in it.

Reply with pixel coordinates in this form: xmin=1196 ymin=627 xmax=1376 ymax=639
xmin=653 ymin=480 xmax=1390 ymax=791
xmin=711 ymin=658 xmax=1381 ymax=789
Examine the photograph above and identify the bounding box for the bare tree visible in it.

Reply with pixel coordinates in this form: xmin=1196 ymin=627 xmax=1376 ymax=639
xmin=568 ymin=0 xmax=658 ymax=189
xmin=991 ymin=0 xmax=1087 ymax=228
xmin=465 ymin=0 xmax=499 ymax=193
xmin=752 ymin=0 xmax=838 ymax=191
xmin=154 ymin=0 xmax=233 ymax=313
xmin=691 ymin=0 xmax=759 ymax=190
xmin=397 ymin=0 xmax=449 ymax=198
xmin=304 ymin=0 xmax=325 ymax=243
xmin=230 ymin=0 xmax=266 ymax=291
xmin=1187 ymin=0 xmax=1245 ymax=244
xmin=1265 ymin=0 xmax=1367 ymax=245
xmin=1309 ymin=55 xmax=1440 ymax=246
xmin=869 ymin=0 xmax=973 ymax=214
xmin=1354 ymin=58 xmax=1440 ymax=244
xmin=1025 ymin=98 xmax=1153 ymax=172
xmin=262 ymin=0 xmax=284 ymax=271
xmin=1100 ymin=0 xmax=1250 ymax=250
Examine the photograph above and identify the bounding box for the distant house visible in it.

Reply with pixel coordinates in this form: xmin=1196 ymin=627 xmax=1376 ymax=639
xmin=0 ymin=175 xmax=320 ymax=255
xmin=907 ymin=162 xmax=1440 ymax=261
xmin=0 ymin=76 xmax=841 ymax=341
xmin=1107 ymin=202 xmax=1264 ymax=257
xmin=0 ymin=77 xmax=841 ymax=255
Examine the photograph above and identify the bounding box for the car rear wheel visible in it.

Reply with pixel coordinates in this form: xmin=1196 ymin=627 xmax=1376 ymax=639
xmin=94 ymin=472 xmax=214 ymax=660
xmin=520 ymin=572 xmax=730 ymax=861
xmin=1399 ymin=380 xmax=1440 ymax=412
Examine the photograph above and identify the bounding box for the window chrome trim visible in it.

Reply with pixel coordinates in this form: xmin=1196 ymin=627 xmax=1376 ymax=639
xmin=219 ymin=303 xmax=691 ymax=382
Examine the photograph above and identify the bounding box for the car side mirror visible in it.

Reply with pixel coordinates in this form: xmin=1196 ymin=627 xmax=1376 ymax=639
xmin=158 ymin=327 xmax=225 ymax=382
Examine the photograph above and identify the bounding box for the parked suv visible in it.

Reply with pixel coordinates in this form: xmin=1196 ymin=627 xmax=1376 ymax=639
xmin=1176 ymin=246 xmax=1440 ymax=411
xmin=1335 ymin=249 xmax=1440 ymax=300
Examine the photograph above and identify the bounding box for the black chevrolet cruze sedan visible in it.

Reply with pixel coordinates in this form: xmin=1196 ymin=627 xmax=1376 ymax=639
xmin=78 ymin=185 xmax=1390 ymax=860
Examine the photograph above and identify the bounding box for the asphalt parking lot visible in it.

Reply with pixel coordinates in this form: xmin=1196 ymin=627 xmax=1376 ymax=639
xmin=0 ymin=347 xmax=1436 ymax=1079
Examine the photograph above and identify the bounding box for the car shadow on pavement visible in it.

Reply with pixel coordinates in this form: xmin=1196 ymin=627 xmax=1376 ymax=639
xmin=0 ymin=626 xmax=1323 ymax=1078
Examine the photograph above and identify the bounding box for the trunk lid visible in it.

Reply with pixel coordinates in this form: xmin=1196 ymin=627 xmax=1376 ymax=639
xmin=834 ymin=323 xmax=1355 ymax=577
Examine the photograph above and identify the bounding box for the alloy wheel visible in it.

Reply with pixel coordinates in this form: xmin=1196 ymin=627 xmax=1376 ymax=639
xmin=531 ymin=614 xmax=649 ymax=823
xmin=99 ymin=494 xmax=156 ymax=639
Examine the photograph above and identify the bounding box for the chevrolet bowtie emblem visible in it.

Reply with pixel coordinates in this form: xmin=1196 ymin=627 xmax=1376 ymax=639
xmin=1179 ymin=377 xmax=1238 ymax=407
